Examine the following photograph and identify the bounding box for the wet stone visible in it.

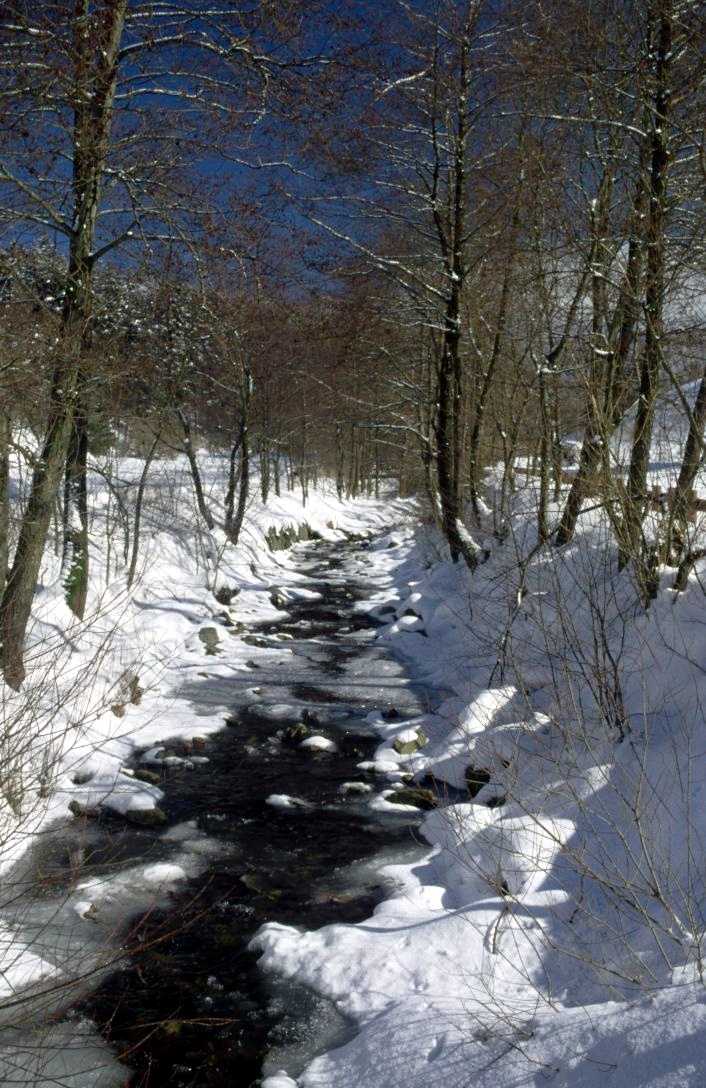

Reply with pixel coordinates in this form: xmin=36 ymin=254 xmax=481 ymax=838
xmin=214 ymin=585 xmax=240 ymax=605
xmin=133 ymin=768 xmax=162 ymax=785
xmin=283 ymin=722 xmax=310 ymax=744
xmin=68 ymin=799 xmax=99 ymax=818
xmin=386 ymin=787 xmax=438 ymax=810
xmin=199 ymin=627 xmax=221 ymax=649
xmin=122 ymin=806 xmax=168 ymax=828
xmin=392 ymin=727 xmax=428 ymax=755
xmin=465 ymin=765 xmax=492 ymax=797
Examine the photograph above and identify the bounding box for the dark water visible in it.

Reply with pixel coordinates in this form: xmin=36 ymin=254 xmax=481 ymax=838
xmin=73 ymin=539 xmax=433 ymax=1087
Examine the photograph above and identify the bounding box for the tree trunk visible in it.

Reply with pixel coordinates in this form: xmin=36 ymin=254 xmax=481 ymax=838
xmin=1 ymin=361 xmax=81 ymax=687
xmin=299 ymin=410 xmax=309 ymax=505
xmin=224 ymin=424 xmax=250 ymax=545
xmin=224 ymin=433 xmax=242 ymax=537
xmin=224 ymin=359 xmax=251 ymax=546
xmin=228 ymin=427 xmax=250 ymax=547
xmin=0 ymin=0 xmax=128 ymax=687
xmin=468 ymin=198 xmax=520 ymax=524
xmin=61 ymin=399 xmax=89 ymax=618
xmin=537 ymin=364 xmax=552 ymax=543
xmin=435 ymin=4 xmax=477 ymax=569
xmin=665 ymin=366 xmax=706 ymax=564
xmin=273 ymin=447 xmax=281 ymax=497
xmin=127 ymin=432 xmax=160 ymax=590
xmin=260 ymin=436 xmax=270 ymax=504
xmin=0 ymin=413 xmax=9 ymax=595
xmin=555 ymin=162 xmax=647 ymax=547
xmin=437 ymin=334 xmax=465 ymax=560
xmin=621 ymin=6 xmax=673 ymax=595
xmin=176 ymin=408 xmax=215 ymax=530
xmin=335 ymin=422 xmax=345 ymax=501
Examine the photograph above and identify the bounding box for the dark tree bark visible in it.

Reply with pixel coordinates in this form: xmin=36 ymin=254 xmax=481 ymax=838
xmin=227 ymin=427 xmax=250 ymax=548
xmin=0 ymin=412 xmax=9 ymax=594
xmin=176 ymin=407 xmax=215 ymax=531
xmin=260 ymin=437 xmax=270 ymax=504
xmin=434 ymin=1 xmax=479 ymax=569
xmin=61 ymin=400 xmax=89 ymax=618
xmin=555 ymin=163 xmax=647 ymax=547
xmin=468 ymin=193 xmax=521 ymax=526
xmin=335 ymin=422 xmax=345 ymax=502
xmin=224 ymin=360 xmax=251 ymax=546
xmin=0 ymin=0 xmax=129 ymax=687
xmin=1 ymin=354 xmax=82 ymax=687
xmin=127 ymin=432 xmax=160 ymax=590
xmin=621 ymin=4 xmax=673 ymax=592
xmin=664 ymin=367 xmax=706 ymax=567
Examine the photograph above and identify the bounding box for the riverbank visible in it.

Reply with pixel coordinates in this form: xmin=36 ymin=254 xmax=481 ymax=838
xmin=0 ymin=459 xmax=416 ymax=1085
xmin=77 ymin=536 xmax=438 ymax=1086
xmin=5 ymin=452 xmax=706 ymax=1088
xmin=253 ymin=509 xmax=706 ymax=1087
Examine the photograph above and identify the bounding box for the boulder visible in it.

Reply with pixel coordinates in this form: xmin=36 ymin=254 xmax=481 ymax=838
xmin=123 ymin=807 xmax=168 ymax=828
xmin=68 ymin=799 xmax=99 ymax=818
xmin=392 ymin=727 xmax=428 ymax=755
xmin=386 ymin=787 xmax=437 ymax=810
xmin=214 ymin=585 xmax=240 ymax=605
xmin=133 ymin=768 xmax=162 ymax=785
xmin=198 ymin=627 xmax=221 ymax=655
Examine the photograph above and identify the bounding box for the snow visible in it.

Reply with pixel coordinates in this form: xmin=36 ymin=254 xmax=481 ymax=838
xmin=248 ymin=476 xmax=706 ymax=1085
xmin=0 ymin=452 xmax=410 ymax=1083
xmin=299 ymin=735 xmax=337 ymax=752
xmin=263 ymin=1074 xmax=298 ymax=1088
xmin=266 ymin=794 xmax=313 ymax=810
xmin=5 ymin=429 xmax=706 ymax=1086
xmin=0 ymin=926 xmax=59 ymax=999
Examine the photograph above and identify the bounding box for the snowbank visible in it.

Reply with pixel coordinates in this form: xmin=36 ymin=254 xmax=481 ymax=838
xmin=0 ymin=452 xmax=414 ymax=1083
xmin=252 ymin=494 xmax=706 ymax=1086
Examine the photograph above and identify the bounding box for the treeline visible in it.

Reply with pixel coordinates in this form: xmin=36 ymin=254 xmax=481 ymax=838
xmin=0 ymin=244 xmax=400 ymax=495
xmin=0 ymin=0 xmax=704 ymax=686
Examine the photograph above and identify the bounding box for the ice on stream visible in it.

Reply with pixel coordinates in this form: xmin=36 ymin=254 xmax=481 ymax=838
xmin=0 ymin=1022 xmax=126 ymax=1088
xmin=0 ymin=820 xmax=232 ymax=1084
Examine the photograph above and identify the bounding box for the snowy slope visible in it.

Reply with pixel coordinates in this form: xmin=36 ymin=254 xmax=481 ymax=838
xmin=4 ymin=432 xmax=706 ymax=1088
xmin=254 ymin=499 xmax=706 ymax=1087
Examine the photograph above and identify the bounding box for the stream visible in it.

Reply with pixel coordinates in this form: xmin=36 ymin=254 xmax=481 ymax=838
xmin=10 ymin=536 xmax=438 ymax=1087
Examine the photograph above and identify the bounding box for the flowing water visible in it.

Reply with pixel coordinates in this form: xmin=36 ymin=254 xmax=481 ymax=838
xmin=7 ymin=537 xmax=439 ymax=1087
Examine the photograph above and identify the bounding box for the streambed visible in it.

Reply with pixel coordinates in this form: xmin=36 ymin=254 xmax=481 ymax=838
xmin=11 ymin=538 xmax=439 ymax=1086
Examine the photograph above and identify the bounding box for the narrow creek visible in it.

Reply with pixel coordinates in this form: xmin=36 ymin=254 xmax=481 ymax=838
xmin=15 ymin=536 xmax=437 ymax=1086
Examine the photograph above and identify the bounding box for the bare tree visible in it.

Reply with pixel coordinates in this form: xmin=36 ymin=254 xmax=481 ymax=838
xmin=0 ymin=0 xmax=311 ymax=686
xmin=298 ymin=0 xmax=506 ymax=563
xmin=540 ymin=0 xmax=705 ymax=600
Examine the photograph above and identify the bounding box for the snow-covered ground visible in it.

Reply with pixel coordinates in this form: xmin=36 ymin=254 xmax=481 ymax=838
xmin=253 ymin=473 xmax=706 ymax=1086
xmin=0 ymin=452 xmax=412 ymax=1085
xmin=4 ymin=429 xmax=706 ymax=1088
xmin=1 ymin=454 xmax=406 ymax=861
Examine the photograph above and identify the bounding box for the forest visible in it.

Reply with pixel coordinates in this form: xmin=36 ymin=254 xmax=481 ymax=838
xmin=0 ymin=2 xmax=705 ymax=1086
xmin=0 ymin=0 xmax=703 ymax=683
